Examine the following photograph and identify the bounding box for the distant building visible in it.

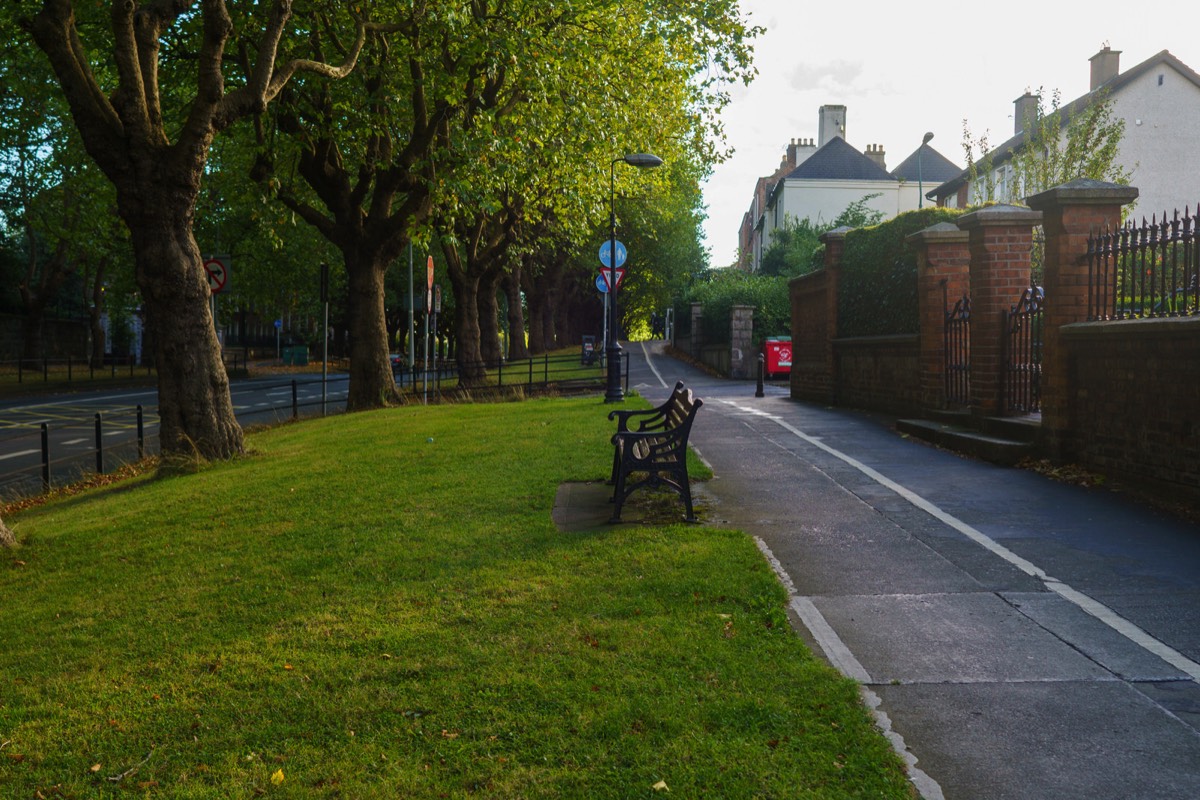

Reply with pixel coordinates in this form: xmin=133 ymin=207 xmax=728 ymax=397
xmin=738 ymin=105 xmax=960 ymax=271
xmin=930 ymin=46 xmax=1200 ymax=216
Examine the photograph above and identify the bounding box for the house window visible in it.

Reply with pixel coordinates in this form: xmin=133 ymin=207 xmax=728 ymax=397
xmin=1159 ymin=73 xmax=1164 ymax=86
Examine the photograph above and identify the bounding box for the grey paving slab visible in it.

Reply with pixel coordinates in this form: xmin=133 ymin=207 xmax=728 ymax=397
xmin=813 ymin=591 xmax=1114 ymax=684
xmin=1002 ymin=591 xmax=1190 ymax=681
xmin=621 ymin=343 xmax=1200 ymax=800
xmin=875 ymin=681 xmax=1200 ymax=800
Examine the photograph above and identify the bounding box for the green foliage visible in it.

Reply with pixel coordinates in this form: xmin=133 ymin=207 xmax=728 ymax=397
xmin=963 ymin=87 xmax=1129 ymax=205
xmin=676 ymin=269 xmax=790 ymax=346
xmin=837 ymin=207 xmax=964 ymax=337
xmin=759 ymin=195 xmax=885 ymax=278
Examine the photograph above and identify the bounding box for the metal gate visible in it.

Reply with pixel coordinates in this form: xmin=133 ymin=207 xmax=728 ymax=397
xmin=1002 ymin=285 xmax=1044 ymax=414
xmin=944 ymin=286 xmax=971 ymax=407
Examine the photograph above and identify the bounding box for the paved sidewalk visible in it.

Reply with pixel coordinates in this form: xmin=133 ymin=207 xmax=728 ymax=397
xmin=620 ymin=340 xmax=1200 ymax=800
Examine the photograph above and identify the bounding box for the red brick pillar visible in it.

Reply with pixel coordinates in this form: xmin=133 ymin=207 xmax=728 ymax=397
xmin=1026 ymin=180 xmax=1139 ymax=455
xmin=907 ymin=223 xmax=970 ymax=410
xmin=792 ymin=227 xmax=848 ymax=401
xmin=956 ymin=205 xmax=1043 ymax=417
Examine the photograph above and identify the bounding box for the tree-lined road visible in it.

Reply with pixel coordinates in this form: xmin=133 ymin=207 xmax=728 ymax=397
xmin=0 ymin=375 xmax=351 ymax=497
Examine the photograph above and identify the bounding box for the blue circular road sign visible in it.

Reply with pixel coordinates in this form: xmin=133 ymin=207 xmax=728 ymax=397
xmin=599 ymin=240 xmax=627 ymax=269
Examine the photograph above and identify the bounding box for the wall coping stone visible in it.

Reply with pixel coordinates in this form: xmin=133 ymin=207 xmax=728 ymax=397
xmin=1062 ymin=316 xmax=1200 ymax=338
xmin=1026 ymin=179 xmax=1140 ymax=210
xmin=956 ymin=204 xmax=1043 ymax=230
xmin=906 ymin=222 xmax=969 ymax=245
xmin=819 ymin=225 xmax=852 ymax=244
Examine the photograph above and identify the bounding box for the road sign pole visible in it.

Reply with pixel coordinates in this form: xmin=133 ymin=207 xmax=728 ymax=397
xmin=320 ymin=262 xmax=329 ymax=416
xmin=605 ymin=161 xmax=623 ymax=402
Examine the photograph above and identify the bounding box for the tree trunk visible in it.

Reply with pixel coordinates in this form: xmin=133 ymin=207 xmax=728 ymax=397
xmin=477 ymin=268 xmax=504 ymax=365
xmin=450 ymin=275 xmax=487 ymax=385
xmin=0 ymin=517 xmax=15 ymax=549
xmin=344 ymin=254 xmax=400 ymax=410
xmin=522 ymin=268 xmax=547 ymax=355
xmin=504 ymin=265 xmax=529 ymax=361
xmin=127 ymin=208 xmax=244 ymax=460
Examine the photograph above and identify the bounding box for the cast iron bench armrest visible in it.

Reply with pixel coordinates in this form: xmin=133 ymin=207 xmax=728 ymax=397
xmin=608 ymin=389 xmax=702 ymax=523
xmin=607 ymin=381 xmax=686 ymax=433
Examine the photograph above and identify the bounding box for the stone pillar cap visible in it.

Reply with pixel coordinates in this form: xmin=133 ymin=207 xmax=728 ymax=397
xmin=1026 ymin=179 xmax=1139 ymax=210
xmin=956 ymin=204 xmax=1043 ymax=230
xmin=818 ymin=225 xmax=853 ymax=243
xmin=906 ymin=221 xmax=969 ymax=245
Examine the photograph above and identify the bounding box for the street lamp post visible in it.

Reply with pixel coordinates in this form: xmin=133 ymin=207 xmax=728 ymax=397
xmin=918 ymin=131 xmax=934 ymax=208
xmin=605 ymin=152 xmax=663 ymax=403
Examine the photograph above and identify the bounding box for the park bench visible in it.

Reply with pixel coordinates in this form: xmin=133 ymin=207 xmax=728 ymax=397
xmin=607 ymin=382 xmax=703 ymax=523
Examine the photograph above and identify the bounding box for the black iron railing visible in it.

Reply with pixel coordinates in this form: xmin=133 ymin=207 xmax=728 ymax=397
xmin=1002 ymin=285 xmax=1044 ymax=415
xmin=943 ymin=285 xmax=971 ymax=407
xmin=1086 ymin=208 xmax=1200 ymax=320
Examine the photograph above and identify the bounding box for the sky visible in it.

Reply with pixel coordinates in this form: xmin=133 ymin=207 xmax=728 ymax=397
xmin=700 ymin=0 xmax=1200 ymax=267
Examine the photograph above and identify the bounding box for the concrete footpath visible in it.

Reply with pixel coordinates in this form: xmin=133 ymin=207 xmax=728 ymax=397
xmin=619 ymin=340 xmax=1200 ymax=800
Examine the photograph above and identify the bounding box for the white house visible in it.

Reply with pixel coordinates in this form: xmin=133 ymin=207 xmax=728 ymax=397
xmin=930 ymin=46 xmax=1200 ymax=217
xmin=740 ymin=105 xmax=960 ymax=271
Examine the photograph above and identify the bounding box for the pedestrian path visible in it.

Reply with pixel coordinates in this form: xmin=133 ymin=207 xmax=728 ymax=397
xmin=624 ymin=340 xmax=1200 ymax=800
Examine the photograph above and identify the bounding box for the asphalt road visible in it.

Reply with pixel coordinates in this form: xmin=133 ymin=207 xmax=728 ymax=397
xmin=0 ymin=374 xmax=350 ymax=498
xmin=624 ymin=339 xmax=1200 ymax=800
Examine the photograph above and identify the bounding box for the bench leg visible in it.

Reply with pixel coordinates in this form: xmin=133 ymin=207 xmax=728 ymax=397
xmin=609 ymin=465 xmax=628 ymax=523
xmin=680 ymin=477 xmax=697 ymax=523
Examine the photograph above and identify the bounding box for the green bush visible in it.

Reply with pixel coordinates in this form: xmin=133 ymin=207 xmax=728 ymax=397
xmin=837 ymin=207 xmax=964 ymax=337
xmin=675 ymin=270 xmax=790 ymax=347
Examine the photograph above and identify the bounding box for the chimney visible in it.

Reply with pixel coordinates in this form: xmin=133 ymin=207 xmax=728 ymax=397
xmin=1014 ymin=91 xmax=1039 ymax=135
xmin=864 ymin=144 xmax=886 ymax=171
xmin=786 ymin=138 xmax=799 ymax=169
xmin=794 ymin=137 xmax=817 ymax=167
xmin=1090 ymin=44 xmax=1122 ymax=90
xmin=818 ymin=105 xmax=847 ymax=146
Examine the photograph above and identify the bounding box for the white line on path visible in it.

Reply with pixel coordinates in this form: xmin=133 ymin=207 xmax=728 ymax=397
xmin=724 ymin=399 xmax=1200 ymax=683
xmin=638 ymin=341 xmax=670 ymax=389
xmin=0 ymin=449 xmax=39 ymax=462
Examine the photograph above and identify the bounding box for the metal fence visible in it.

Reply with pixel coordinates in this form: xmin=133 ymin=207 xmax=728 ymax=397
xmin=394 ymin=351 xmax=625 ymax=400
xmin=1002 ymin=286 xmax=1044 ymax=414
xmin=1086 ymin=208 xmax=1200 ymax=320
xmin=0 ymin=351 xmax=622 ymax=503
xmin=943 ymin=287 xmax=971 ymax=407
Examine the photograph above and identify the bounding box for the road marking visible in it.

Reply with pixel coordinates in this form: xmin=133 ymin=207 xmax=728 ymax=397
xmin=638 ymin=341 xmax=669 ymax=389
xmin=0 ymin=449 xmax=39 ymax=462
xmin=725 ymin=399 xmax=1200 ymax=683
xmin=62 ymin=438 xmax=88 ymax=446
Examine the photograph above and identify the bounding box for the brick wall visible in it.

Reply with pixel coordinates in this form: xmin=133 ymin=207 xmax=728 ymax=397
xmin=1064 ymin=317 xmax=1200 ymax=501
xmin=789 ymin=270 xmax=835 ymax=402
xmin=832 ymin=335 xmax=921 ymax=415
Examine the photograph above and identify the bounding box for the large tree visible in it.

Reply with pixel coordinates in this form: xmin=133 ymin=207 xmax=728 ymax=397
xmin=17 ymin=1 xmax=390 ymax=459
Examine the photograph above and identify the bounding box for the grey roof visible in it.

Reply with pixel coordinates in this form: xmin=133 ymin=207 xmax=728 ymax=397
xmin=930 ymin=49 xmax=1200 ymax=199
xmin=784 ymin=136 xmax=897 ymax=181
xmin=891 ymin=144 xmax=961 ymax=183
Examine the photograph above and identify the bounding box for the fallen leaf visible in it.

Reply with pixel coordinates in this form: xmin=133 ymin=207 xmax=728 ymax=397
xmin=271 ymin=768 xmax=285 ymax=785
xmin=284 ymin=664 xmax=294 ymax=671
xmin=652 ymin=779 xmax=669 ymax=791
xmin=90 ymin=763 xmax=102 ymax=773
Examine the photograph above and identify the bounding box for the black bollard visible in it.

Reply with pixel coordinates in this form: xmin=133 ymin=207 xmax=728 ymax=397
xmin=755 ymin=353 xmax=765 ymax=398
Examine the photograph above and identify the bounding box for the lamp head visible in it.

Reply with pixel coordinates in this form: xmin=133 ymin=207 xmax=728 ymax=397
xmin=922 ymin=131 xmax=935 ymax=146
xmin=622 ymin=153 xmax=664 ymax=168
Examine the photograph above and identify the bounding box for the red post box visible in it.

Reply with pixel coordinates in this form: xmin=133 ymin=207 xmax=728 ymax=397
xmin=763 ymin=336 xmax=792 ymax=378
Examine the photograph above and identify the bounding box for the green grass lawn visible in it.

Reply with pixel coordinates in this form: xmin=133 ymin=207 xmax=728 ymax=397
xmin=0 ymin=396 xmax=914 ymax=798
